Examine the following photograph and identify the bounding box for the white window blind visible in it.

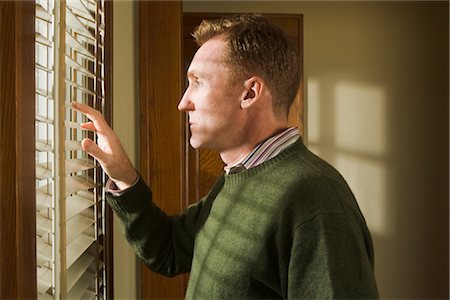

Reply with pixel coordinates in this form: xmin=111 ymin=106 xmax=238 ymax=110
xmin=35 ymin=0 xmax=108 ymax=298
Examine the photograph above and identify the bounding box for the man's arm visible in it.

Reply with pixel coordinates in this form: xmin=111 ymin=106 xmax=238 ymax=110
xmin=106 ymin=177 xmax=203 ymax=276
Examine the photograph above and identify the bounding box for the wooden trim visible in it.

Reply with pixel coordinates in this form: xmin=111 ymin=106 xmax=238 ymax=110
xmin=104 ymin=0 xmax=114 ymax=298
xmin=139 ymin=0 xmax=183 ymax=214
xmin=139 ymin=1 xmax=186 ymax=298
xmin=0 ymin=1 xmax=36 ymax=298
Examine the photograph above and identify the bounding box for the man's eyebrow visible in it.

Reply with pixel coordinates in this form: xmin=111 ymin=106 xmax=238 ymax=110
xmin=187 ymin=68 xmax=212 ymax=80
xmin=187 ymin=69 xmax=204 ymax=78
xmin=186 ymin=70 xmax=198 ymax=79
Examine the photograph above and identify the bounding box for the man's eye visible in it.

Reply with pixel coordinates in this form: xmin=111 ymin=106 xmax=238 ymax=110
xmin=187 ymin=77 xmax=202 ymax=87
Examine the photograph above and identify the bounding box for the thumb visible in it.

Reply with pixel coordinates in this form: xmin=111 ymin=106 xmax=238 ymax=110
xmin=81 ymin=138 xmax=105 ymax=162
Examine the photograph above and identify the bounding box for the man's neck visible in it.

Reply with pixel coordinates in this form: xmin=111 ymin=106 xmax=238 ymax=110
xmin=220 ymin=144 xmax=257 ymax=167
xmin=219 ymin=125 xmax=288 ymax=166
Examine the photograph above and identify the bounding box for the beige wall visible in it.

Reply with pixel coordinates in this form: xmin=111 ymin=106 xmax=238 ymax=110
xmin=112 ymin=1 xmax=449 ymax=298
xmin=112 ymin=1 xmax=139 ymax=299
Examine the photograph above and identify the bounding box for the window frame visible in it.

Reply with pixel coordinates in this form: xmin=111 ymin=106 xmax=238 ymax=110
xmin=0 ymin=1 xmax=113 ymax=298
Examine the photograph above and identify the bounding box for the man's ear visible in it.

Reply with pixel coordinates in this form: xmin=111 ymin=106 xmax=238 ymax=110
xmin=240 ymin=76 xmax=264 ymax=109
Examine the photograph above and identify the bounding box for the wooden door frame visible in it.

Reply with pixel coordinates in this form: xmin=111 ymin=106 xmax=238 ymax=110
xmin=139 ymin=1 xmax=188 ymax=298
xmin=0 ymin=2 xmax=36 ymax=298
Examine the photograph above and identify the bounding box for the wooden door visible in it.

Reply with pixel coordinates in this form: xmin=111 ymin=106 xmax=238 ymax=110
xmin=139 ymin=8 xmax=303 ymax=298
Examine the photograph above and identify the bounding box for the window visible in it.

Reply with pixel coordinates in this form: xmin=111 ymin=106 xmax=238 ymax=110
xmin=35 ymin=0 xmax=111 ymax=298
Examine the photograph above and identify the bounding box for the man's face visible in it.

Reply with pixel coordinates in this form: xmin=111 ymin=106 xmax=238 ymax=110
xmin=178 ymin=38 xmax=246 ymax=151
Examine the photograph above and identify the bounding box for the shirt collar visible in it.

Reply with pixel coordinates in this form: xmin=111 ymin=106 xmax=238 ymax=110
xmin=225 ymin=127 xmax=300 ymax=174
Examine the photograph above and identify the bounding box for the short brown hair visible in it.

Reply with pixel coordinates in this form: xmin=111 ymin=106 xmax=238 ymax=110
xmin=193 ymin=14 xmax=300 ymax=117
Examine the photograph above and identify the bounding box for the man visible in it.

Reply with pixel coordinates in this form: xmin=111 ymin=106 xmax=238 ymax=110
xmin=73 ymin=14 xmax=379 ymax=299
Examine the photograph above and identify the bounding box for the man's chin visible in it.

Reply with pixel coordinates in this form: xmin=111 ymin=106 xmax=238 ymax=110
xmin=189 ymin=137 xmax=214 ymax=151
xmin=190 ymin=144 xmax=200 ymax=150
xmin=189 ymin=137 xmax=201 ymax=150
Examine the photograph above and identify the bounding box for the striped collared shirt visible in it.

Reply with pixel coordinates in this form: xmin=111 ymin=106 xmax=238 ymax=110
xmin=225 ymin=127 xmax=300 ymax=174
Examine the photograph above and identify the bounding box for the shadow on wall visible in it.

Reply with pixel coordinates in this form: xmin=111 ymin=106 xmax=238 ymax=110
xmin=306 ymin=73 xmax=449 ymax=298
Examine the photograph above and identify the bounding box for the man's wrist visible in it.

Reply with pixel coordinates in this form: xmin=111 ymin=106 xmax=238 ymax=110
xmin=113 ymin=170 xmax=139 ymax=191
xmin=106 ymin=172 xmax=140 ymax=196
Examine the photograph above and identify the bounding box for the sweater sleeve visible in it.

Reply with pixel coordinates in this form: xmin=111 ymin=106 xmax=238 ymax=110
xmin=105 ymin=176 xmax=204 ymax=277
xmin=287 ymin=213 xmax=379 ymax=299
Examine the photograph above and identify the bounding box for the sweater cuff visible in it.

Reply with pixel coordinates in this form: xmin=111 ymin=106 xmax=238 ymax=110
xmin=105 ymin=176 xmax=153 ymax=217
xmin=105 ymin=175 xmax=140 ymax=196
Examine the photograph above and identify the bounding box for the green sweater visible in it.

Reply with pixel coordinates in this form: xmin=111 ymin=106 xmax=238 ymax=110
xmin=106 ymin=139 xmax=379 ymax=299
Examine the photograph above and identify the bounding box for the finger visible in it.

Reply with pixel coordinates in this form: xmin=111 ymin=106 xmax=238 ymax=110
xmin=71 ymin=101 xmax=99 ymax=119
xmin=80 ymin=121 xmax=97 ymax=132
xmin=71 ymin=102 xmax=109 ymax=130
xmin=81 ymin=138 xmax=106 ymax=163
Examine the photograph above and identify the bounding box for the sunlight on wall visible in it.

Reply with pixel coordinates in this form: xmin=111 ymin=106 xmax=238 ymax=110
xmin=306 ymin=79 xmax=321 ymax=144
xmin=307 ymin=79 xmax=394 ymax=237
xmin=334 ymin=82 xmax=394 ymax=236
xmin=334 ymin=154 xmax=394 ymax=236
xmin=333 ymin=82 xmax=393 ymax=236
xmin=334 ymin=82 xmax=387 ymax=156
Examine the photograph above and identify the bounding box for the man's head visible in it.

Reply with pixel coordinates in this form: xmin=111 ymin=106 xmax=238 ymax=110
xmin=178 ymin=14 xmax=300 ymax=157
xmin=192 ymin=14 xmax=300 ymax=118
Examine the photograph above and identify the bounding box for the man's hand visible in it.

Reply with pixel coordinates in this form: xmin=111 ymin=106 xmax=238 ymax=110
xmin=72 ymin=101 xmax=138 ymax=190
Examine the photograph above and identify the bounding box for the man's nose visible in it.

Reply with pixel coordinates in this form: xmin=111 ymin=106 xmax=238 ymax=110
xmin=178 ymin=92 xmax=195 ymax=111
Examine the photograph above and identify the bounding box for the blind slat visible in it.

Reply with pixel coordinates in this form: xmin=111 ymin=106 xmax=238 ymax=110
xmin=65 ymin=54 xmax=96 ymax=78
xmin=66 ymin=0 xmax=96 ymax=22
xmin=67 ymin=6 xmax=96 ymax=27
xmin=37 ymin=187 xmax=52 ymax=207
xmin=36 ymin=2 xmax=53 ymax=23
xmin=65 ymin=140 xmax=83 ymax=151
xmin=36 ymin=114 xmax=54 ymax=125
xmin=36 ymin=32 xmax=52 ymax=47
xmin=65 ymin=31 xmax=96 ymax=61
xmin=36 ymin=237 xmax=53 ymax=262
xmin=66 ymin=7 xmax=95 ymax=40
xmin=67 ymin=251 xmax=95 ymax=291
xmin=65 ymin=120 xmax=81 ymax=129
xmin=66 ymin=78 xmax=96 ymax=97
xmin=83 ymin=292 xmax=97 ymax=300
xmin=66 ymin=235 xmax=95 ymax=268
xmin=66 ymin=158 xmax=96 ymax=174
xmin=36 ymin=87 xmax=53 ymax=99
xmin=36 ymin=62 xmax=53 ymax=73
xmin=66 ymin=191 xmax=95 ymax=220
xmin=37 ymin=252 xmax=51 ymax=268
xmin=67 ymin=271 xmax=95 ymax=299
xmin=37 ymin=291 xmax=53 ymax=300
xmin=39 ymin=159 xmax=96 ymax=177
xmin=36 ymin=213 xmax=52 ymax=234
xmin=36 ymin=139 xmax=53 ymax=152
xmin=65 ymin=175 xmax=96 ymax=196
xmin=36 ymin=163 xmax=53 ymax=180
xmin=66 ymin=214 xmax=95 ymax=245
xmin=37 ymin=267 xmax=53 ymax=294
